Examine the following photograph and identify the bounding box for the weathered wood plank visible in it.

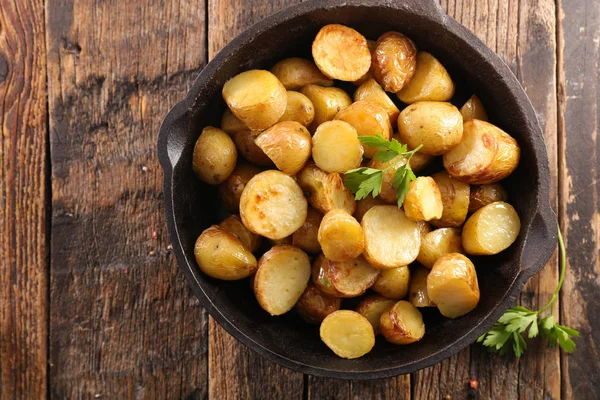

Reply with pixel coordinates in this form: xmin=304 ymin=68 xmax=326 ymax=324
xmin=46 ymin=1 xmax=208 ymax=398
xmin=557 ymin=0 xmax=600 ymax=398
xmin=413 ymin=1 xmax=560 ymax=398
xmin=0 ymin=0 xmax=48 ymax=398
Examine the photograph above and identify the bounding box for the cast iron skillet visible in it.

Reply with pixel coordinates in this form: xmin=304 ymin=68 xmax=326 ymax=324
xmin=157 ymin=0 xmax=557 ymax=379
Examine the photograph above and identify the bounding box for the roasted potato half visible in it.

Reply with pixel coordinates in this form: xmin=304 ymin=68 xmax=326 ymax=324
xmin=312 ymin=24 xmax=372 ymax=81
xmin=355 ymin=295 xmax=396 ymax=334
xmin=221 ymin=109 xmax=247 ymax=136
xmin=222 ymin=70 xmax=287 ymax=130
xmin=279 ymin=91 xmax=315 ymax=127
xmin=240 ymin=170 xmax=308 ymax=240
xmin=430 ymin=172 xmax=470 ymax=228
xmin=372 ymin=266 xmax=411 ymax=300
xmin=312 ymin=120 xmax=363 ymax=173
xmin=295 ymin=282 xmax=341 ymax=324
xmin=300 ymin=84 xmax=352 ymax=131
xmin=362 ymin=206 xmax=421 ymax=269
xmin=380 ymin=300 xmax=425 ymax=344
xmin=417 ymin=228 xmax=463 ymax=269
xmin=462 ymin=201 xmax=521 ymax=255
xmin=219 ymin=215 xmax=262 ymax=253
xmin=298 ymin=163 xmax=356 ymax=215
xmin=320 ymin=310 xmax=375 ymax=359
xmin=194 ymin=226 xmax=257 ymax=280
xmin=469 ymin=183 xmax=508 ymax=212
xmin=318 ymin=209 xmax=364 ymax=262
xmin=219 ymin=163 xmax=262 ymax=213
xmin=460 ymin=95 xmax=488 ymax=121
xmin=353 ymin=78 xmax=400 ymax=125
xmin=404 ymin=176 xmax=444 ymax=222
xmin=254 ymin=245 xmax=311 ymax=315
xmin=367 ymin=155 xmax=407 ymax=204
xmin=334 ymin=101 xmax=392 ymax=158
xmin=372 ymin=32 xmax=417 ymax=93
xmin=192 ymin=126 xmax=237 ymax=185
xmin=354 ymin=195 xmax=390 ymax=222
xmin=397 ymin=52 xmax=455 ymax=103
xmin=292 ymin=207 xmax=323 ymax=254
xmin=270 ymin=57 xmax=333 ymax=90
xmin=255 ymin=121 xmax=312 ymax=175
xmin=397 ymin=101 xmax=463 ymax=156
xmin=312 ymin=254 xmax=379 ymax=298
xmin=427 ymin=253 xmax=480 ymax=318
xmin=409 ymin=266 xmax=435 ymax=307
xmin=233 ymin=130 xmax=273 ymax=166
xmin=443 ymin=119 xmax=520 ymax=184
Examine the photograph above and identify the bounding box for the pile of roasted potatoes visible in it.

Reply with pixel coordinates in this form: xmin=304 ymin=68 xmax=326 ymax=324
xmin=191 ymin=24 xmax=521 ymax=359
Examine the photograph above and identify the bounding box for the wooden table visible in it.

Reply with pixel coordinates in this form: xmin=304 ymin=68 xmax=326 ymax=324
xmin=1 ymin=0 xmax=598 ymax=398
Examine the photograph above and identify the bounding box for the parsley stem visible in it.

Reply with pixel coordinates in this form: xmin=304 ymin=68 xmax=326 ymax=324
xmin=536 ymin=222 xmax=566 ymax=315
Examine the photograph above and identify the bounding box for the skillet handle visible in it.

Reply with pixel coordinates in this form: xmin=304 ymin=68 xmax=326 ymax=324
xmin=157 ymin=101 xmax=189 ymax=173
xmin=518 ymin=203 xmax=558 ymax=281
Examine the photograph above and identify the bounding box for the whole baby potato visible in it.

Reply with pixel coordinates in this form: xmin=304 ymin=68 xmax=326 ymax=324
xmin=255 ymin=121 xmax=312 ymax=175
xmin=279 ymin=91 xmax=315 ymax=127
xmin=460 ymin=94 xmax=488 ymax=121
xmin=372 ymin=266 xmax=411 ymax=300
xmin=417 ymin=227 xmax=464 ymax=268
xmin=192 ymin=126 xmax=237 ymax=185
xmin=220 ymin=109 xmax=247 ymax=135
xmin=301 ymin=84 xmax=352 ymax=131
xmin=372 ymin=32 xmax=417 ymax=93
xmin=233 ymin=130 xmax=273 ymax=166
xmin=270 ymin=57 xmax=333 ymax=90
xmin=218 ymin=163 xmax=262 ymax=213
xmin=219 ymin=215 xmax=262 ymax=253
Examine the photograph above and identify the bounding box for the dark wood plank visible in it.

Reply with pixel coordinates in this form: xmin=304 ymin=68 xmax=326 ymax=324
xmin=413 ymin=1 xmax=561 ymax=398
xmin=46 ymin=1 xmax=208 ymax=398
xmin=557 ymin=0 xmax=600 ymax=398
xmin=0 ymin=0 xmax=48 ymax=398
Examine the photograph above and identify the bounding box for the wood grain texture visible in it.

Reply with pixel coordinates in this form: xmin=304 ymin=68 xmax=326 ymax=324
xmin=557 ymin=0 xmax=600 ymax=398
xmin=0 ymin=0 xmax=48 ymax=398
xmin=46 ymin=1 xmax=208 ymax=398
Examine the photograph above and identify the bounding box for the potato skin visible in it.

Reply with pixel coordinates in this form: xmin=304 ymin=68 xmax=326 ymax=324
xmin=417 ymin=227 xmax=463 ymax=269
xmin=443 ymin=119 xmax=520 ymax=184
xmin=469 ymin=183 xmax=508 ymax=212
xmin=403 ymin=176 xmax=444 ymax=222
xmin=312 ymin=24 xmax=371 ymax=81
xmin=334 ymin=101 xmax=392 ymax=158
xmin=379 ymin=300 xmax=425 ymax=344
xmin=222 ymin=70 xmax=287 ymax=130
xmin=372 ymin=266 xmax=411 ymax=300
xmin=297 ymin=163 xmax=356 ymax=215
xmin=409 ymin=266 xmax=435 ymax=307
xmin=292 ymin=207 xmax=323 ymax=254
xmin=355 ymin=295 xmax=396 ymax=334
xmin=295 ymin=283 xmax=341 ymax=324
xmin=192 ymin=126 xmax=237 ymax=185
xmin=318 ymin=209 xmax=364 ymax=262
xmin=218 ymin=163 xmax=262 ymax=213
xmin=194 ymin=226 xmax=257 ymax=280
xmin=320 ymin=310 xmax=375 ymax=359
xmin=397 ymin=52 xmax=455 ymax=103
xmin=460 ymin=95 xmax=488 ymax=121
xmin=462 ymin=201 xmax=521 ymax=255
xmin=300 ymin=84 xmax=352 ymax=131
xmin=398 ymin=101 xmax=463 ymax=156
xmin=255 ymin=121 xmax=312 ymax=175
xmin=279 ymin=91 xmax=315 ymax=127
xmin=312 ymin=254 xmax=379 ymax=298
xmin=221 ymin=109 xmax=247 ymax=135
xmin=312 ymin=120 xmax=363 ymax=173
xmin=353 ymin=78 xmax=400 ymax=125
xmin=219 ymin=215 xmax=262 ymax=253
xmin=270 ymin=57 xmax=333 ymax=90
xmin=430 ymin=172 xmax=470 ymax=228
xmin=372 ymin=32 xmax=417 ymax=93
xmin=233 ymin=130 xmax=273 ymax=166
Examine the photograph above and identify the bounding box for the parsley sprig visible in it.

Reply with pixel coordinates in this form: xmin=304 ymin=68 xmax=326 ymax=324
xmin=343 ymin=135 xmax=422 ymax=207
xmin=478 ymin=224 xmax=579 ymax=357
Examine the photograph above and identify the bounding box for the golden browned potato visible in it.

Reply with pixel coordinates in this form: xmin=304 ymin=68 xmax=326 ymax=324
xmin=312 ymin=120 xmax=363 ymax=172
xmin=240 ymin=170 xmax=308 ymax=240
xmin=334 ymin=101 xmax=392 ymax=158
xmin=221 ymin=109 xmax=247 ymax=135
xmin=409 ymin=266 xmax=435 ymax=307
xmin=372 ymin=266 xmax=411 ymax=299
xmin=279 ymin=91 xmax=315 ymax=127
xmin=372 ymin=32 xmax=417 ymax=93
xmin=295 ymin=283 xmax=341 ymax=324
xmin=233 ymin=130 xmax=273 ymax=166
xmin=366 ymin=156 xmax=406 ymax=203
xmin=219 ymin=215 xmax=262 ymax=253
xmin=404 ymin=176 xmax=444 ymax=222
xmin=353 ymin=78 xmax=400 ymax=125
xmin=255 ymin=121 xmax=312 ymax=175
xmin=292 ymin=207 xmax=323 ymax=254
xmin=462 ymin=201 xmax=521 ymax=255
xmin=417 ymin=228 xmax=463 ymax=268
xmin=192 ymin=126 xmax=237 ymax=185
xmin=312 ymin=254 xmax=379 ymax=298
xmin=270 ymin=57 xmax=333 ymax=90
xmin=362 ymin=206 xmax=421 ymax=269
xmin=355 ymin=295 xmax=395 ymax=334
xmin=300 ymin=84 xmax=352 ymax=131
xmin=194 ymin=226 xmax=257 ymax=280
xmin=397 ymin=101 xmax=463 ymax=156
xmin=320 ymin=310 xmax=375 ymax=359
xmin=312 ymin=24 xmax=372 ymax=81
xmin=469 ymin=183 xmax=508 ymax=212
xmin=254 ymin=245 xmax=311 ymax=315
xmin=352 ymin=40 xmax=377 ymax=86
xmin=219 ymin=163 xmax=262 ymax=213
xmin=427 ymin=253 xmax=480 ymax=318
xmin=318 ymin=209 xmax=364 ymax=262
xmin=354 ymin=195 xmax=390 ymax=222
xmin=460 ymin=95 xmax=488 ymax=121
xmin=443 ymin=119 xmax=520 ymax=184
xmin=430 ymin=171 xmax=470 ymax=228
xmin=379 ymin=300 xmax=425 ymax=344
xmin=297 ymin=163 xmax=356 ymax=215
xmin=396 ymin=52 xmax=455 ymax=103
xmin=222 ymin=70 xmax=287 ymax=130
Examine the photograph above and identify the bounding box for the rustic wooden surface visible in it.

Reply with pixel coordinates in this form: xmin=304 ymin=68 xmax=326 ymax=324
xmin=0 ymin=0 xmax=598 ymax=398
